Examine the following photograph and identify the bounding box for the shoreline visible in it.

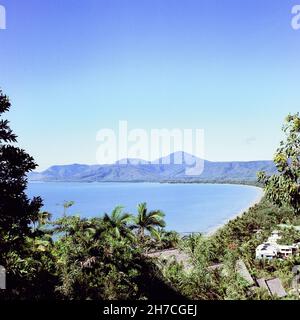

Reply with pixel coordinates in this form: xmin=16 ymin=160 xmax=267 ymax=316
xmin=205 ymin=186 xmax=264 ymax=237
xmin=28 ymin=181 xmax=264 ymax=236
xmin=28 ymin=179 xmax=262 ymax=187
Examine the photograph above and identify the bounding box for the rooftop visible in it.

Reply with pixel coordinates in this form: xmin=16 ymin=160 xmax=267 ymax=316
xmin=266 ymin=278 xmax=287 ymax=298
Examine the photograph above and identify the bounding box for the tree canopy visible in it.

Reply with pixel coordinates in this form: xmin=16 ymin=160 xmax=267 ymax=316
xmin=258 ymin=113 xmax=300 ymax=215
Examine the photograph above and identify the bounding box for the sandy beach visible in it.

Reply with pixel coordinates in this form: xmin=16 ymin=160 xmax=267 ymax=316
xmin=205 ymin=186 xmax=264 ymax=237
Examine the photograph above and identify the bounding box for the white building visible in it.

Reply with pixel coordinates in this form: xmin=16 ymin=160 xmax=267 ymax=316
xmin=256 ymin=242 xmax=295 ymax=260
xmin=276 ymin=245 xmax=294 ymax=258
xmin=256 ymin=243 xmax=278 ymax=260
xmin=256 ymin=226 xmax=300 ymax=260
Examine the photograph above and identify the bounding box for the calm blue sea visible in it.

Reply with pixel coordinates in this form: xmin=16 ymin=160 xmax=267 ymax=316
xmin=26 ymin=182 xmax=263 ymax=233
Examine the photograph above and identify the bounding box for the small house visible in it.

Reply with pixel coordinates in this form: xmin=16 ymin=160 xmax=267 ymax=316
xmin=265 ymin=278 xmax=287 ymax=298
xmin=277 ymin=245 xmax=294 ymax=259
xmin=255 ymin=243 xmax=278 ymax=260
xmin=256 ymin=277 xmax=287 ymax=298
xmin=236 ymin=260 xmax=255 ymax=285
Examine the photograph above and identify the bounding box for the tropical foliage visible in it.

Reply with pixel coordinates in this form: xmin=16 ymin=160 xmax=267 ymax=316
xmin=0 ymin=89 xmax=299 ymax=300
xmin=258 ymin=113 xmax=300 ymax=215
xmin=133 ymin=202 xmax=166 ymax=240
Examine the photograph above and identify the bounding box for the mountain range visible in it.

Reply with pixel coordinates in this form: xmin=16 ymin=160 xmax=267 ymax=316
xmin=28 ymin=152 xmax=276 ymax=183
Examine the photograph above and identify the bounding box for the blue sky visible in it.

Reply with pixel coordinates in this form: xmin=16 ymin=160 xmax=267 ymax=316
xmin=0 ymin=0 xmax=299 ymax=170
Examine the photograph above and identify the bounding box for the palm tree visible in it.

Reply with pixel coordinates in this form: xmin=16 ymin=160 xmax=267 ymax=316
xmin=62 ymin=200 xmax=75 ymax=217
xmin=32 ymin=211 xmax=52 ymax=231
xmin=103 ymin=205 xmax=134 ymax=238
xmin=38 ymin=211 xmax=52 ymax=226
xmin=133 ymin=202 xmax=166 ymax=239
xmin=151 ymin=228 xmax=181 ymax=250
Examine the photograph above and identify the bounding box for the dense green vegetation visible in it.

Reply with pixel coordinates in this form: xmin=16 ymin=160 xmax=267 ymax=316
xmin=258 ymin=113 xmax=300 ymax=215
xmin=169 ymin=198 xmax=299 ymax=300
xmin=0 ymin=89 xmax=299 ymax=300
xmin=164 ymin=113 xmax=300 ymax=300
xmin=0 ymin=89 xmax=181 ymax=299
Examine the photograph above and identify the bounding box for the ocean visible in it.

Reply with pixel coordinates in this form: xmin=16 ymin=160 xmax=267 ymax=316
xmin=27 ymin=182 xmax=263 ymax=234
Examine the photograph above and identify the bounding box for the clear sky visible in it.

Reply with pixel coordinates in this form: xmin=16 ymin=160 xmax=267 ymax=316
xmin=0 ymin=0 xmax=299 ymax=170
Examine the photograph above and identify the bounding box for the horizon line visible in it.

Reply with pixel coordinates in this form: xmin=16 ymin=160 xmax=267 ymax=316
xmin=34 ymin=151 xmax=273 ymax=172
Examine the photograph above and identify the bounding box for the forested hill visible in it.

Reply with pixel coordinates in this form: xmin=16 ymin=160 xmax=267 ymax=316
xmin=29 ymin=152 xmax=276 ymax=182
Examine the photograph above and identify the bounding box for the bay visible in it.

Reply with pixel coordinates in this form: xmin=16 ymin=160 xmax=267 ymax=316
xmin=27 ymin=182 xmax=263 ymax=234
